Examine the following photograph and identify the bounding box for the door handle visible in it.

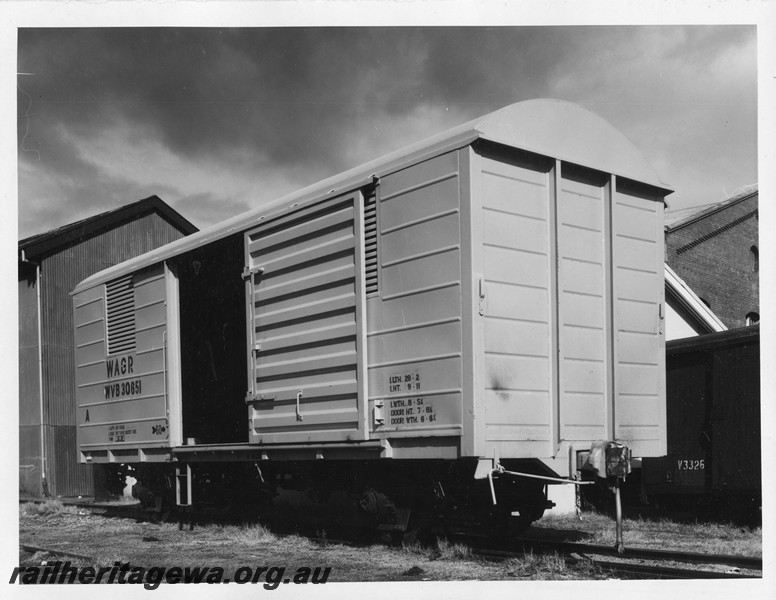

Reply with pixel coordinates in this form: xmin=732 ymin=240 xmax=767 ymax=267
xmin=296 ymin=390 xmax=303 ymax=422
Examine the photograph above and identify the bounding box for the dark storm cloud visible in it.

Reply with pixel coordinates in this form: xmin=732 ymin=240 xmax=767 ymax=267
xmin=16 ymin=25 xmax=757 ymax=237
xmin=18 ymin=28 xmax=435 ymax=172
xmin=16 ymin=27 xmax=593 ymax=172
xmin=20 ymin=25 xmax=748 ymax=161
xmin=410 ymin=27 xmax=568 ymax=105
xmin=17 ymin=129 xmax=160 ymax=238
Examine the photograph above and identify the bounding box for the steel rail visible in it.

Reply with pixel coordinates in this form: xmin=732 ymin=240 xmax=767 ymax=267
xmin=302 ymin=531 xmax=763 ymax=578
xmin=20 ymin=543 xmax=96 ymax=563
xmin=579 ymin=558 xmax=760 ymax=580
xmin=474 ymin=547 xmax=760 ymax=580
xmin=512 ymin=538 xmax=762 ymax=570
xmin=304 ymin=535 xmax=759 ymax=580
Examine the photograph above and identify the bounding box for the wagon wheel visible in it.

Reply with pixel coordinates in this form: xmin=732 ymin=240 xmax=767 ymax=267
xmin=390 ymin=511 xmax=435 ymax=547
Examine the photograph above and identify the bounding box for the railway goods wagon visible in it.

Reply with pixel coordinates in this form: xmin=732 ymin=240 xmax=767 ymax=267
xmin=642 ymin=325 xmax=761 ymax=522
xmin=72 ymin=99 xmax=670 ymax=536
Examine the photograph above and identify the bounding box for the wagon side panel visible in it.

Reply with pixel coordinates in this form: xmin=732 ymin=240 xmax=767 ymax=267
xmin=367 ymin=151 xmax=464 ymax=446
xmin=612 ymin=181 xmax=666 ymax=457
xmin=556 ymin=167 xmax=609 ymax=444
xmin=479 ymin=150 xmax=554 ymax=458
xmin=75 ymin=265 xmax=171 ymax=460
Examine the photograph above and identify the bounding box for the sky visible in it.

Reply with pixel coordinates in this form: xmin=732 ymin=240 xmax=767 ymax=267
xmin=15 ymin=24 xmax=759 ymax=239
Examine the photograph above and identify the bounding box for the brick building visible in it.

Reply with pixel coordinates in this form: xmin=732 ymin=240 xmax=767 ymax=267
xmin=19 ymin=196 xmax=197 ymax=497
xmin=665 ymin=186 xmax=759 ymax=330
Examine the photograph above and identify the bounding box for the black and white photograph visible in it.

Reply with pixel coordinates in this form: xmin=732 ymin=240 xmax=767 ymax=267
xmin=4 ymin=0 xmax=774 ymax=596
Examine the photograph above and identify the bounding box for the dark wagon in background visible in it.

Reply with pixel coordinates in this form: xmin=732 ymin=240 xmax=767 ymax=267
xmin=641 ymin=325 xmax=761 ymax=524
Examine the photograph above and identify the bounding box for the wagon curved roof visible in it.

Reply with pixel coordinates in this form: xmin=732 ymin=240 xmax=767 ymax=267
xmin=475 ymin=99 xmax=669 ymax=189
xmin=74 ymin=99 xmax=671 ymax=293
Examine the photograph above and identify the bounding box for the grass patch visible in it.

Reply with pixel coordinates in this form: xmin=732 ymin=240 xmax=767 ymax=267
xmin=435 ymin=538 xmax=472 ymax=560
xmin=536 ymin=510 xmax=762 ymax=557
xmin=21 ymin=500 xmax=81 ymax=518
xmin=221 ymin=522 xmax=276 ymax=544
xmin=400 ymin=540 xmax=436 ymax=559
xmin=19 ymin=506 xmax=762 ymax=582
xmin=503 ymin=551 xmax=601 ymax=580
xmin=273 ymin=532 xmax=317 ymax=553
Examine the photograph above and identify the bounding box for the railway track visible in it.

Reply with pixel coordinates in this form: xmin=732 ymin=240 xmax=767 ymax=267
xmin=21 ymin=499 xmax=762 ymax=580
xmin=474 ymin=542 xmax=761 ymax=580
xmin=19 ymin=534 xmax=760 ymax=582
xmin=511 ymin=538 xmax=762 ymax=570
xmin=20 ymin=543 xmax=96 ymax=563
xmin=573 ymin=558 xmax=754 ymax=580
xmin=298 ymin=531 xmax=761 ymax=580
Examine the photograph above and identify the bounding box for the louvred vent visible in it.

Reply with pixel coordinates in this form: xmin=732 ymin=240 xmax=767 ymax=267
xmin=105 ymin=274 xmax=136 ymax=355
xmin=364 ymin=191 xmax=378 ymax=295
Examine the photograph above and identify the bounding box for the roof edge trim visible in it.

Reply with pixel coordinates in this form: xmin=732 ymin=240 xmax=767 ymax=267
xmin=664 ymin=264 xmax=727 ymax=333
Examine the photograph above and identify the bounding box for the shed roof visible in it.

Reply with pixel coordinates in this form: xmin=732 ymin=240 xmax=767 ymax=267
xmin=665 ymin=185 xmax=758 ymax=231
xmin=73 ymin=99 xmax=672 ymax=294
xmin=19 ymin=195 xmax=198 ymax=261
